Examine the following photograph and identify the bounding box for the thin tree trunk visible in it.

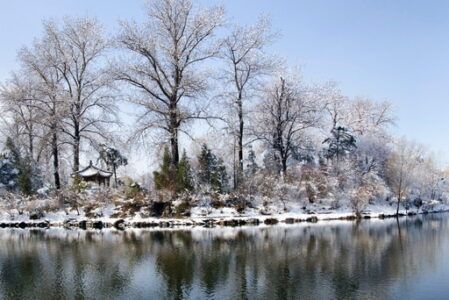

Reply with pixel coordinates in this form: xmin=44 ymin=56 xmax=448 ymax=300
xmin=28 ymin=119 xmax=34 ymax=160
xmin=73 ymin=122 xmax=80 ymax=173
xmin=169 ymin=101 xmax=179 ymax=168
xmin=28 ymin=133 xmax=34 ymax=160
xmin=170 ymin=129 xmax=179 ymax=167
xmin=233 ymin=136 xmax=237 ymax=189
xmin=396 ymin=178 xmax=403 ymax=216
xmin=52 ymin=130 xmax=61 ymax=190
xmin=281 ymin=155 xmax=288 ymax=176
xmin=236 ymin=95 xmax=244 ymax=188
xmin=396 ymin=191 xmax=402 ymax=216
xmin=113 ymin=164 xmax=117 ymax=188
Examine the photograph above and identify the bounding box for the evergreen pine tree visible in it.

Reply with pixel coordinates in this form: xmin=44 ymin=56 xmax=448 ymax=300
xmin=197 ymin=144 xmax=228 ymax=193
xmin=154 ymin=147 xmax=195 ymax=195
xmin=214 ymin=158 xmax=229 ymax=193
xmin=1 ymin=137 xmax=40 ymax=195
xmin=17 ymin=156 xmax=33 ymax=195
xmin=198 ymin=144 xmax=213 ymax=185
xmin=245 ymin=146 xmax=258 ymax=177
xmin=98 ymin=144 xmax=128 ymax=187
xmin=323 ymin=126 xmax=357 ymax=161
xmin=154 ymin=146 xmax=176 ymax=192
xmin=0 ymin=144 xmax=19 ymax=191
xmin=176 ymin=150 xmax=194 ymax=193
xmin=263 ymin=149 xmax=282 ymax=174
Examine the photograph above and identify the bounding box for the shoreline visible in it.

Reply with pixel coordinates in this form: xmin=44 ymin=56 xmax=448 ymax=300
xmin=0 ymin=208 xmax=447 ymax=231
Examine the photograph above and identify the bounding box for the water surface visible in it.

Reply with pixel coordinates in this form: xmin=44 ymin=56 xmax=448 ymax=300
xmin=0 ymin=215 xmax=448 ymax=299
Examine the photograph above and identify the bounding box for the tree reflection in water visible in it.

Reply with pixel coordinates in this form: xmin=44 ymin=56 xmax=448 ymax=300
xmin=0 ymin=215 xmax=447 ymax=299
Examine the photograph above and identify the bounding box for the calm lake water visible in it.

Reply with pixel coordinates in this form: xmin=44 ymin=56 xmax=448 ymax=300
xmin=0 ymin=215 xmax=448 ymax=300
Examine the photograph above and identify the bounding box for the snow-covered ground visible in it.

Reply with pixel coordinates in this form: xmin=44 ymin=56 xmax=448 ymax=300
xmin=0 ymin=200 xmax=447 ymax=230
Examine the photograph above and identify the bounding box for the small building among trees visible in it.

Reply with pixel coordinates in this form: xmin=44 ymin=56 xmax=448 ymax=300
xmin=73 ymin=161 xmax=112 ymax=186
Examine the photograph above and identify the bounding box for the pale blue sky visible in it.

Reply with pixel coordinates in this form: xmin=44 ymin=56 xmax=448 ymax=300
xmin=1 ymin=0 xmax=449 ymax=162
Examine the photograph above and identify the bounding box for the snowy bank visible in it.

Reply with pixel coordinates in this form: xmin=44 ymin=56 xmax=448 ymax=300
xmin=0 ymin=202 xmax=447 ymax=230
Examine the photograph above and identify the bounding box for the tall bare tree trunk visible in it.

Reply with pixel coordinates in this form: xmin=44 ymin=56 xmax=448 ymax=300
xmin=281 ymin=155 xmax=288 ymax=175
xmin=73 ymin=122 xmax=80 ymax=173
xmin=223 ymin=17 xmax=274 ymax=188
xmin=28 ymin=130 xmax=34 ymax=161
xmin=236 ymin=94 xmax=244 ymax=188
xmin=170 ymin=132 xmax=179 ymax=167
xmin=396 ymin=188 xmax=402 ymax=216
xmin=113 ymin=164 xmax=117 ymax=188
xmin=52 ymin=129 xmax=61 ymax=190
xmin=169 ymin=100 xmax=180 ymax=167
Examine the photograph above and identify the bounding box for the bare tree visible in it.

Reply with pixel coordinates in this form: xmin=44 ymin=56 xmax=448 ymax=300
xmin=385 ymin=138 xmax=423 ymax=215
xmin=348 ymin=97 xmax=395 ymax=137
xmin=350 ymin=185 xmax=370 ymax=217
xmin=321 ymin=81 xmax=349 ymax=132
xmin=0 ymin=74 xmax=44 ymax=161
xmin=354 ymin=135 xmax=390 ymax=177
xmin=252 ymin=74 xmax=321 ymax=175
xmin=43 ymin=18 xmax=117 ymax=173
xmin=221 ymin=16 xmax=275 ymax=188
xmin=415 ymin=154 xmax=445 ymax=201
xmin=114 ymin=0 xmax=224 ymax=168
xmin=17 ymin=27 xmax=71 ymax=189
xmin=321 ymin=84 xmax=395 ymax=137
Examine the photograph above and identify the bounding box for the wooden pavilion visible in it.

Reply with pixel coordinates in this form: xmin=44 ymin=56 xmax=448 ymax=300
xmin=73 ymin=161 xmax=113 ymax=186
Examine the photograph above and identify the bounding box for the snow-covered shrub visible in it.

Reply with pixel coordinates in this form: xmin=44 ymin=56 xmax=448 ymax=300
xmin=93 ymin=187 xmax=114 ymax=205
xmin=244 ymin=171 xmax=278 ymax=202
xmin=363 ymin=173 xmax=389 ymax=204
xmin=113 ymin=189 xmax=153 ymax=218
xmin=25 ymin=197 xmax=59 ymax=218
xmin=173 ymin=201 xmax=191 ymax=217
xmin=55 ymin=189 xmax=88 ymax=215
xmin=124 ymin=180 xmax=142 ymax=199
xmin=1 ymin=192 xmax=24 ymax=217
xmin=80 ymin=188 xmax=116 ymax=218
xmin=224 ymin=193 xmax=248 ymax=213
xmin=350 ymin=186 xmax=370 ymax=217
xmin=273 ymin=179 xmax=301 ymax=212
xmin=421 ymin=200 xmax=442 ymax=212
xmin=300 ymin=166 xmax=330 ymax=203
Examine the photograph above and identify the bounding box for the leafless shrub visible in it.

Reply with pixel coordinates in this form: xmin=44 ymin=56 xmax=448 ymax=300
xmin=350 ymin=186 xmax=371 ymax=217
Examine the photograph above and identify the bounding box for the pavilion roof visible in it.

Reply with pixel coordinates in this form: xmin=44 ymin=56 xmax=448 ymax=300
xmin=74 ymin=161 xmax=112 ymax=178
